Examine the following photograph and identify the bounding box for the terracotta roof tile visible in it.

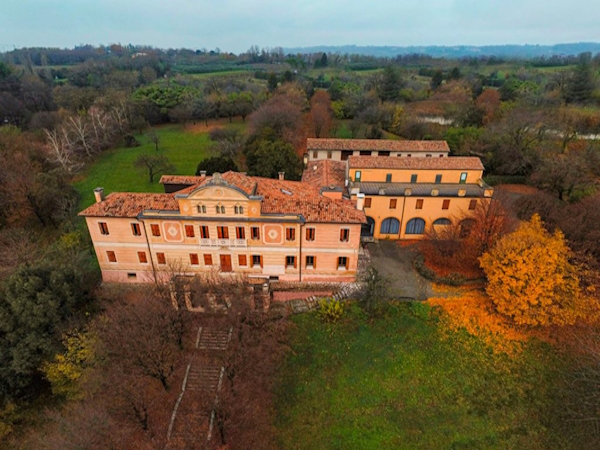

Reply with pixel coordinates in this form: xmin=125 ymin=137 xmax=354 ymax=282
xmin=79 ymin=193 xmax=179 ymax=218
xmin=159 ymin=175 xmax=206 ymax=185
xmin=79 ymin=171 xmax=365 ymax=224
xmin=307 ymin=138 xmax=449 ymax=152
xmin=301 ymin=160 xmax=346 ymax=189
xmin=348 ymin=155 xmax=485 ymax=171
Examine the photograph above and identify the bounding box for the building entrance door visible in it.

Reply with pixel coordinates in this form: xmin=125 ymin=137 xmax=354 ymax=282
xmin=220 ymin=255 xmax=232 ymax=272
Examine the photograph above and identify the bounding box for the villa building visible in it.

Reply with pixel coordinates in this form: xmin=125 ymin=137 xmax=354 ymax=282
xmin=79 ymin=171 xmax=365 ymax=284
xmin=346 ymin=155 xmax=493 ymax=240
xmin=80 ymin=138 xmax=492 ymax=284
xmin=306 ymin=138 xmax=449 ymax=161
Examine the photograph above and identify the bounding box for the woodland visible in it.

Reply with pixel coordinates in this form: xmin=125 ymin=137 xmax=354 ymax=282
xmin=0 ymin=44 xmax=599 ymax=449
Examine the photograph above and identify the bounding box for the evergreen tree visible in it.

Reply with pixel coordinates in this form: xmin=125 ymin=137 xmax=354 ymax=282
xmin=379 ymin=65 xmax=403 ymax=102
xmin=565 ymin=52 xmax=595 ymax=104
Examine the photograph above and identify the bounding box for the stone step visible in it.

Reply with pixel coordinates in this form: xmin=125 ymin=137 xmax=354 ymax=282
xmin=197 ymin=327 xmax=232 ymax=351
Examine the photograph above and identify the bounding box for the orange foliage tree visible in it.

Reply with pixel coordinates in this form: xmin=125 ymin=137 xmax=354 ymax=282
xmin=480 ymin=214 xmax=586 ymax=326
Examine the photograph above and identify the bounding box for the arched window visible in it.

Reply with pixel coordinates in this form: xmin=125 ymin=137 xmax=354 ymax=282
xmin=221 ymin=205 xmax=225 ymax=214
xmin=459 ymin=219 xmax=475 ymax=239
xmin=406 ymin=218 xmax=425 ymax=234
xmin=361 ymin=217 xmax=376 ymax=237
xmin=380 ymin=217 xmax=400 ymax=234
xmin=238 ymin=206 xmax=243 ymax=214
xmin=433 ymin=218 xmax=451 ymax=226
xmin=197 ymin=204 xmax=206 ymax=214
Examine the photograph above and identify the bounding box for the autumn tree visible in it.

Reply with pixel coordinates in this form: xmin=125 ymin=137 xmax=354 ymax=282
xmin=480 ymin=214 xmax=586 ymax=326
xmin=309 ymin=90 xmax=333 ymax=138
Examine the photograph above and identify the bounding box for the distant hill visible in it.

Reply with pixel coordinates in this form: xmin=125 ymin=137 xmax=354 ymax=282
xmin=283 ymin=43 xmax=600 ymax=58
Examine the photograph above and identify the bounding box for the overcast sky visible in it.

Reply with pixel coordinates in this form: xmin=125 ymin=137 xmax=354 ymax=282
xmin=1 ymin=0 xmax=599 ymax=53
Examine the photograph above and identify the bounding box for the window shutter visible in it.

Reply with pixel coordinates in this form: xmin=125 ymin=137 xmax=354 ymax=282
xmin=313 ymin=256 xmax=317 ymax=269
xmin=260 ymin=256 xmax=263 ymax=268
xmin=345 ymin=257 xmax=349 ymax=270
xmin=294 ymin=257 xmax=297 ymax=268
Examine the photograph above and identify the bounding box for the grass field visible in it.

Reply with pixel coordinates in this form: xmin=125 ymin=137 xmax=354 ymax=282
xmin=73 ymin=124 xmax=217 ymax=209
xmin=275 ymin=302 xmax=568 ymax=450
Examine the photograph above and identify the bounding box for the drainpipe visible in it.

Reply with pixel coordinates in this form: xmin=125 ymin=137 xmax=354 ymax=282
xmin=299 ymin=221 xmax=304 ymax=282
xmin=139 ymin=217 xmax=158 ymax=284
xmin=399 ymin=197 xmax=407 ymax=239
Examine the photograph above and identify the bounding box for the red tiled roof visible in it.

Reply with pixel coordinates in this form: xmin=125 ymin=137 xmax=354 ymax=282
xmin=159 ymin=175 xmax=205 ymax=185
xmin=79 ymin=193 xmax=179 ymax=218
xmin=307 ymin=138 xmax=450 ymax=152
xmin=301 ymin=160 xmax=346 ymax=189
xmin=348 ymin=155 xmax=485 ymax=171
xmin=79 ymin=172 xmax=365 ymax=224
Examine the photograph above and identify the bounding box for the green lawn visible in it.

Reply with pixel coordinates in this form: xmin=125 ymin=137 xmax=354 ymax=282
xmin=275 ymin=303 xmax=569 ymax=450
xmin=73 ymin=124 xmax=226 ymax=209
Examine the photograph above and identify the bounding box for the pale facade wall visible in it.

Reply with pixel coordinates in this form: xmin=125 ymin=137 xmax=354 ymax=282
xmin=349 ymin=167 xmax=484 ymax=184
xmin=308 ymin=149 xmax=447 ymax=161
xmin=85 ymin=216 xmax=360 ymax=284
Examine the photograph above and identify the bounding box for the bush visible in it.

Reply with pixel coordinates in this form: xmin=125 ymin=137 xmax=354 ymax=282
xmin=318 ymin=298 xmax=344 ymax=323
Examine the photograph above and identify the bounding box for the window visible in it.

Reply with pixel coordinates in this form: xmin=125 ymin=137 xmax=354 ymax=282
xmin=238 ymin=255 xmax=247 ymax=266
xmin=416 ymin=199 xmax=424 ymax=209
xmin=442 ymin=199 xmax=450 ymax=210
xmin=458 ymin=189 xmax=466 ymax=197
xmin=138 ymin=252 xmax=148 ymax=263
xmin=215 ymin=205 xmax=225 ymax=214
xmin=439 ymin=154 xmax=444 ymax=157
xmin=380 ymin=217 xmax=400 ymax=234
xmin=359 ymin=151 xmax=371 ymax=156
xmin=426 ymin=154 xmax=432 ymax=158
xmin=131 ymin=223 xmax=141 ymax=236
xmin=157 ymin=252 xmax=166 ymax=265
xmin=200 ymin=226 xmax=210 ymax=239
xmin=306 ymin=255 xmax=316 ymax=268
xmin=386 ymin=173 xmax=392 ymax=182
xmin=306 ymin=228 xmax=315 ymax=241
xmin=185 ymin=225 xmax=195 ymax=238
xmin=379 ymin=151 xmax=390 ymax=157
xmin=340 ymin=228 xmax=350 ymax=242
xmin=337 ymin=256 xmax=349 ymax=270
xmin=106 ymin=251 xmax=117 ymax=262
xmin=252 ymin=255 xmax=262 ymax=267
xmin=190 ymin=253 xmax=199 ymax=265
xmin=354 ymin=170 xmax=361 ymax=182
xmin=217 ymin=226 xmax=229 ymax=239
xmin=197 ymin=204 xmax=206 ymax=213
xmin=327 ymin=151 xmax=332 ymax=159
xmin=312 ymin=151 xmax=318 ymax=159
xmin=460 ymin=172 xmax=468 ymax=184
xmin=127 ymin=273 xmax=137 ymax=279
xmin=433 ymin=218 xmax=451 ymax=226
xmin=407 ymin=154 xmax=412 ymax=157
xmin=431 ymin=189 xmax=439 ymax=196
xmin=99 ymin=222 xmax=109 ymax=235
xmin=406 ymin=218 xmax=426 ymax=234
xmin=410 ymin=174 xmax=418 ymax=183
xmin=151 ymin=224 xmax=160 ymax=236
xmin=460 ymin=219 xmax=475 ymax=238
xmin=364 ymin=197 xmax=372 ymax=208
xmin=389 ymin=199 xmax=397 ymax=209
xmin=236 ymin=227 xmax=245 ymax=239
xmin=435 ymin=174 xmax=442 ymax=184
xmin=469 ymin=199 xmax=477 ymax=210
xmin=204 ymin=254 xmax=213 ymax=265
xmin=286 ymin=256 xmax=296 ymax=268
xmin=234 ymin=205 xmax=244 ymax=214
xmin=251 ymin=227 xmax=260 ymax=240
xmin=286 ymin=227 xmax=296 ymax=241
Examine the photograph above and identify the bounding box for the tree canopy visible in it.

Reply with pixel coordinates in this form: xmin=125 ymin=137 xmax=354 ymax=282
xmin=480 ymin=214 xmax=587 ymax=326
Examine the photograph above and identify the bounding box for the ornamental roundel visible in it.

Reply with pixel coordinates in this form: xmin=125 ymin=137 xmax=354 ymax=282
xmin=214 ymin=188 xmax=224 ymax=197
xmin=182 ymin=204 xmax=189 ymax=212
xmin=264 ymin=225 xmax=283 ymax=244
xmin=163 ymin=222 xmax=183 ymax=242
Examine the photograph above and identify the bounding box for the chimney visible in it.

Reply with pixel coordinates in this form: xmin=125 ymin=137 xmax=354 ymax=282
xmin=356 ymin=193 xmax=365 ymax=210
xmin=200 ymin=170 xmax=207 ymax=177
xmin=278 ymin=172 xmax=285 ymax=180
xmin=94 ymin=187 xmax=105 ymax=203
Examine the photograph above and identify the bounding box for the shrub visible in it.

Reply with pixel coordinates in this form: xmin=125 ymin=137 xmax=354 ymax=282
xmin=318 ymin=298 xmax=344 ymax=323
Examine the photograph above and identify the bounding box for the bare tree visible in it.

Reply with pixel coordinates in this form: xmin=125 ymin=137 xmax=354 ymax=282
xmin=134 ymin=153 xmax=175 ymax=183
xmin=147 ymin=129 xmax=160 ymax=151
